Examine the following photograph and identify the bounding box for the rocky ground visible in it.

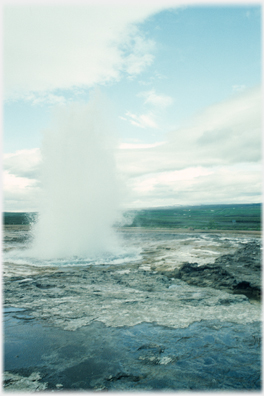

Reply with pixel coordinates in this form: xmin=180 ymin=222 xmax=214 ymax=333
xmin=3 ymin=227 xmax=262 ymax=391
xmin=163 ymin=240 xmax=262 ymax=301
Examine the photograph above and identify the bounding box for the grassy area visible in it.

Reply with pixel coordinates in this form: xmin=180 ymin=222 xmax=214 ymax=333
xmin=124 ymin=204 xmax=262 ymax=231
xmin=3 ymin=203 xmax=262 ymax=231
xmin=3 ymin=212 xmax=37 ymax=225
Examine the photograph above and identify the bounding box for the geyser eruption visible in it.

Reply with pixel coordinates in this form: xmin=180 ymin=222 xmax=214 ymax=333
xmin=31 ymin=94 xmax=121 ymax=259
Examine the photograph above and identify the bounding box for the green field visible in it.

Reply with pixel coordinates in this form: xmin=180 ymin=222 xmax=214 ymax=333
xmin=124 ymin=204 xmax=262 ymax=231
xmin=3 ymin=212 xmax=37 ymax=225
xmin=3 ymin=203 xmax=262 ymax=231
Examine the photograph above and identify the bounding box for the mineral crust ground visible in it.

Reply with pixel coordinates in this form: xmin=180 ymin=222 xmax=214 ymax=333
xmin=3 ymin=226 xmax=262 ymax=391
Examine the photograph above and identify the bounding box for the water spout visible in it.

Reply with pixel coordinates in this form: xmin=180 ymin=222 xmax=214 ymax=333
xmin=31 ymin=93 xmax=121 ymax=259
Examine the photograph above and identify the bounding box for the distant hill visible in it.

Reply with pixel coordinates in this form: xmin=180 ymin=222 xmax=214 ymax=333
xmin=122 ymin=203 xmax=262 ymax=231
xmin=3 ymin=212 xmax=37 ymax=225
xmin=3 ymin=203 xmax=262 ymax=231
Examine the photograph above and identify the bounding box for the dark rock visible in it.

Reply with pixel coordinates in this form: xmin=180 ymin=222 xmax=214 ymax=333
xmin=35 ymin=283 xmax=53 ymax=289
xmin=175 ymin=242 xmax=261 ymax=300
xmin=137 ymin=343 xmax=164 ymax=354
xmin=161 ymin=268 xmax=180 ymax=278
xmin=106 ymin=372 xmax=143 ymax=382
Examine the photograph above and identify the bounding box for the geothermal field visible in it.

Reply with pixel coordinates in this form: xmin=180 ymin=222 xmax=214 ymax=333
xmin=3 ymin=102 xmax=262 ymax=391
xmin=3 ymin=212 xmax=261 ymax=391
xmin=3 ymin=4 xmax=262 ymax=393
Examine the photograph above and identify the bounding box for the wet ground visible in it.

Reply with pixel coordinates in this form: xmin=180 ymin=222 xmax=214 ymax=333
xmin=4 ymin=309 xmax=261 ymax=391
xmin=3 ymin=226 xmax=262 ymax=391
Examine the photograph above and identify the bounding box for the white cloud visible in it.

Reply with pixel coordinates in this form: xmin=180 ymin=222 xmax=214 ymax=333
xmin=115 ymin=86 xmax=262 ymax=207
xmin=182 ymin=86 xmax=262 ymax=164
xmin=3 ymin=148 xmax=42 ymax=211
xmin=132 ymin=167 xmax=212 ymax=195
xmin=4 ymin=148 xmax=41 ymax=179
xmin=3 ymin=171 xmax=37 ymax=190
xmin=3 ymin=170 xmax=41 ymax=212
xmin=119 ymin=142 xmax=164 ymax=149
xmin=123 ymin=34 xmax=156 ymax=76
xmin=117 ymin=86 xmax=262 ymax=178
xmin=120 ymin=89 xmax=173 ymax=132
xmin=4 ymin=5 xmax=168 ymax=100
xmin=125 ymin=164 xmax=262 ymax=208
xmin=138 ymin=89 xmax=173 ymax=108
xmin=3 ymin=87 xmax=262 ymax=211
xmin=125 ymin=111 xmax=158 ymax=129
xmin=6 ymin=92 xmax=68 ymax=106
xmin=119 ymin=116 xmax=127 ymax=121
xmin=29 ymin=93 xmax=67 ymax=106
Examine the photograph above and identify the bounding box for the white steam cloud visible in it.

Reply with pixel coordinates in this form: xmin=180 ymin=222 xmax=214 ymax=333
xmin=30 ymin=93 xmax=121 ymax=259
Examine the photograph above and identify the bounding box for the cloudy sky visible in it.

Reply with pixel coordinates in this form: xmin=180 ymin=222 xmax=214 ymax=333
xmin=3 ymin=1 xmax=262 ymax=211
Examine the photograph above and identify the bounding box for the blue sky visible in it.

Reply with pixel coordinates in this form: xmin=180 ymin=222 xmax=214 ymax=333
xmin=3 ymin=2 xmax=262 ymax=211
